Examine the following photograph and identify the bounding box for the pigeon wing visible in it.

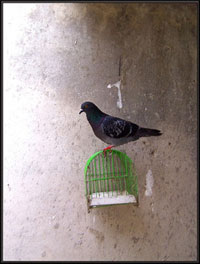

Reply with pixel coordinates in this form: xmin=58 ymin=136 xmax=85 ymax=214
xmin=102 ymin=116 xmax=138 ymax=138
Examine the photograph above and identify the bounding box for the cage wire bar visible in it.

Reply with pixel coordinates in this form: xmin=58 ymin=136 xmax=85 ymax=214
xmin=84 ymin=150 xmax=139 ymax=212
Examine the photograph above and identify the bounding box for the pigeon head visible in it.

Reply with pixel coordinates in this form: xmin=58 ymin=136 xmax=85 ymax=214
xmin=79 ymin=102 xmax=101 ymax=115
xmin=79 ymin=101 xmax=105 ymax=125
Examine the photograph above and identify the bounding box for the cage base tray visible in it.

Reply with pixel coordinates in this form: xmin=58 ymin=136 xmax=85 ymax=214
xmin=88 ymin=191 xmax=137 ymax=207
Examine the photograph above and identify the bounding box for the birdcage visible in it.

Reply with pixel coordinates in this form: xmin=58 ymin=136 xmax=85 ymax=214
xmin=84 ymin=149 xmax=139 ymax=212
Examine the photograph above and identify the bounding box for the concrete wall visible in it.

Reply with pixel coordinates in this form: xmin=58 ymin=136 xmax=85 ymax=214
xmin=3 ymin=3 xmax=197 ymax=261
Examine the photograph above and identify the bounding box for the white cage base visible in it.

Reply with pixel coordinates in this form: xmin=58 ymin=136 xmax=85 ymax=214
xmin=88 ymin=191 xmax=137 ymax=207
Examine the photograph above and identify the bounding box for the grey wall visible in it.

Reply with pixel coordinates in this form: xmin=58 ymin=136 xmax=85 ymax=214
xmin=4 ymin=3 xmax=197 ymax=261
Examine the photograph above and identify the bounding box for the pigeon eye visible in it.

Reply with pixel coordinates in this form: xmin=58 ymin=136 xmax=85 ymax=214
xmin=85 ymin=104 xmax=88 ymax=108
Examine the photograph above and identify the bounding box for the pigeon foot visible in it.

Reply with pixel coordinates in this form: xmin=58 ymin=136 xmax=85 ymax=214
xmin=103 ymin=145 xmax=114 ymax=157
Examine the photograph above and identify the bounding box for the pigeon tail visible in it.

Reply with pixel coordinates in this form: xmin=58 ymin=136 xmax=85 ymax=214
xmin=138 ymin=127 xmax=162 ymax=137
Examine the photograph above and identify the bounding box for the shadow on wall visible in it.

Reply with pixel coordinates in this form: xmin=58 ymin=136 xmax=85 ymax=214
xmin=86 ymin=203 xmax=149 ymax=245
xmin=20 ymin=3 xmax=127 ymax=107
xmin=9 ymin=2 xmax=197 ymax=122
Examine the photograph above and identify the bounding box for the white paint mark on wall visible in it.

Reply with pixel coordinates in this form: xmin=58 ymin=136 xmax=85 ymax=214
xmin=151 ymin=202 xmax=154 ymax=212
xmin=145 ymin=169 xmax=154 ymax=196
xmin=107 ymin=80 xmax=122 ymax=109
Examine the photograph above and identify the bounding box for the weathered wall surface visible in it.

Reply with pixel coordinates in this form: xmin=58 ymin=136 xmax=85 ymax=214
xmin=4 ymin=3 xmax=197 ymax=261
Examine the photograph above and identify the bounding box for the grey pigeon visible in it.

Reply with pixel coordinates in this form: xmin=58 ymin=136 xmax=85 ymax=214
xmin=79 ymin=101 xmax=162 ymax=154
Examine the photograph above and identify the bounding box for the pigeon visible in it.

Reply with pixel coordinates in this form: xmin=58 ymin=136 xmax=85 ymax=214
xmin=79 ymin=101 xmax=162 ymax=155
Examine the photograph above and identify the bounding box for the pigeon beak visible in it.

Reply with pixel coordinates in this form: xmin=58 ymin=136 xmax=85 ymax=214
xmin=79 ymin=109 xmax=84 ymax=114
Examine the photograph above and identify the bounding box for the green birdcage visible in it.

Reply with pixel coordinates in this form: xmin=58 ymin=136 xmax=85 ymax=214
xmin=84 ymin=149 xmax=139 ymax=213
